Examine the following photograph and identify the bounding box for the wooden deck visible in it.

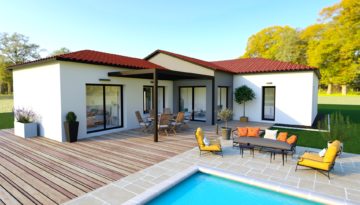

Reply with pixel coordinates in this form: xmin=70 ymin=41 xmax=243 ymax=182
xmin=0 ymin=128 xmax=199 ymax=205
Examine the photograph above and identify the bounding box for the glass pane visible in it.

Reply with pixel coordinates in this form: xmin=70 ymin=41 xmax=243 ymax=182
xmin=180 ymin=88 xmax=192 ymax=114
xmin=217 ymin=87 xmax=227 ymax=111
xmin=158 ymin=87 xmax=164 ymax=112
xmin=194 ymin=87 xmax=206 ymax=121
xmin=86 ymin=85 xmax=104 ymax=132
xmin=263 ymin=87 xmax=275 ymax=120
xmin=143 ymin=87 xmax=152 ymax=113
xmin=105 ymin=86 xmax=122 ymax=128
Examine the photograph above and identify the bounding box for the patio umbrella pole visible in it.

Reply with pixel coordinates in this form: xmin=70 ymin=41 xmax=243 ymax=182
xmin=153 ymin=69 xmax=159 ymax=142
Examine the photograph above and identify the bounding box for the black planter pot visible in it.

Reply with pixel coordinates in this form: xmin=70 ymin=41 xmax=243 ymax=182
xmin=221 ymin=127 xmax=232 ymax=140
xmin=64 ymin=121 xmax=79 ymax=142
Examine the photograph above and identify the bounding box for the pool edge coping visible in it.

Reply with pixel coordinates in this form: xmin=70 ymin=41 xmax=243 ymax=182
xmin=124 ymin=165 xmax=349 ymax=205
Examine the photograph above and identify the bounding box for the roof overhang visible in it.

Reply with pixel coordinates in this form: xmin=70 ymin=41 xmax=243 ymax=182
xmin=108 ymin=68 xmax=214 ymax=80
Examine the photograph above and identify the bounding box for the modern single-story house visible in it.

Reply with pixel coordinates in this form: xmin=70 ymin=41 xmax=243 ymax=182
xmin=10 ymin=49 xmax=319 ymax=142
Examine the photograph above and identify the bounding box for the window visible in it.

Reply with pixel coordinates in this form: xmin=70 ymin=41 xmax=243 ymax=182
xmin=86 ymin=84 xmax=123 ymax=133
xmin=262 ymin=86 xmax=275 ymax=121
xmin=217 ymin=87 xmax=228 ymax=111
xmin=143 ymin=86 xmax=165 ymax=113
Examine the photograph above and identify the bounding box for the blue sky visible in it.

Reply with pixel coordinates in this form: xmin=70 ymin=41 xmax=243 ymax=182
xmin=1 ymin=0 xmax=339 ymax=60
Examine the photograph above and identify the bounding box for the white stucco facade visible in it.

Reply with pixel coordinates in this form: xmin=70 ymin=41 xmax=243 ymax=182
xmin=12 ymin=53 xmax=319 ymax=142
xmin=13 ymin=62 xmax=63 ymax=141
xmin=13 ymin=62 xmax=173 ymax=142
xmin=232 ymin=71 xmax=319 ymax=126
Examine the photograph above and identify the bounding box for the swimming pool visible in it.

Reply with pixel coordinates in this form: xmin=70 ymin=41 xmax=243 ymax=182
xmin=146 ymin=172 xmax=321 ymax=205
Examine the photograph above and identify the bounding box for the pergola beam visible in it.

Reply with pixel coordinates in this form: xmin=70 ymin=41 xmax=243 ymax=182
xmin=108 ymin=68 xmax=214 ymax=142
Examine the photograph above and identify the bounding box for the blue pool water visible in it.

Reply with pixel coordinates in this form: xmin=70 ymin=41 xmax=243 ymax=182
xmin=147 ymin=172 xmax=321 ymax=205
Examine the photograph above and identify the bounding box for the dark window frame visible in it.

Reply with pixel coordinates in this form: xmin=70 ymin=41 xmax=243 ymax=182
xmin=217 ymin=86 xmax=228 ymax=109
xmin=143 ymin=86 xmax=165 ymax=114
xmin=179 ymin=86 xmax=207 ymax=122
xmin=86 ymin=84 xmax=124 ymax=133
xmin=262 ymin=86 xmax=276 ymax=121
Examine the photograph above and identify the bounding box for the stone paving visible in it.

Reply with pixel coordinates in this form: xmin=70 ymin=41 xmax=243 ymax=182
xmin=64 ymin=138 xmax=360 ymax=205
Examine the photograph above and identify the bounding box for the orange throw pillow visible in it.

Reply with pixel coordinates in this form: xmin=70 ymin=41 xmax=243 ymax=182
xmin=237 ymin=127 xmax=248 ymax=137
xmin=277 ymin=132 xmax=288 ymax=142
xmin=287 ymin=135 xmax=297 ymax=144
xmin=247 ymin=127 xmax=260 ymax=137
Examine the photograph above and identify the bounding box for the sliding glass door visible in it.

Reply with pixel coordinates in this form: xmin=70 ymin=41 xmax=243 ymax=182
xmin=143 ymin=86 xmax=165 ymax=114
xmin=193 ymin=87 xmax=206 ymax=121
xmin=86 ymin=84 xmax=123 ymax=133
xmin=179 ymin=86 xmax=206 ymax=122
xmin=262 ymin=86 xmax=275 ymax=121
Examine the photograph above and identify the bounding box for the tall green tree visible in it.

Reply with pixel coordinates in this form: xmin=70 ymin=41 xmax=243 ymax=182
xmin=0 ymin=32 xmax=41 ymax=93
xmin=243 ymin=26 xmax=305 ymax=64
xmin=302 ymin=0 xmax=359 ymax=94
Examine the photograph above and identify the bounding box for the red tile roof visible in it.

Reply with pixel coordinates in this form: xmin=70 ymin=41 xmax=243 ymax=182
xmin=212 ymin=58 xmax=317 ymax=74
xmin=9 ymin=50 xmax=163 ymax=70
xmin=144 ymin=49 xmax=236 ymax=73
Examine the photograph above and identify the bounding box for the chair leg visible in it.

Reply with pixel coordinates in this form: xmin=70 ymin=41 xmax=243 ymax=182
xmin=327 ymin=171 xmax=330 ymax=180
xmin=295 ymin=164 xmax=298 ymax=172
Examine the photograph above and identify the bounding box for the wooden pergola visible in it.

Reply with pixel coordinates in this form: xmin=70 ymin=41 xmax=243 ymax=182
xmin=108 ymin=68 xmax=214 ymax=142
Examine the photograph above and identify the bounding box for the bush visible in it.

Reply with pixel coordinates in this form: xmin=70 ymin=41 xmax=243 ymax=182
xmin=66 ymin=112 xmax=77 ymax=123
xmin=14 ymin=108 xmax=35 ymax=123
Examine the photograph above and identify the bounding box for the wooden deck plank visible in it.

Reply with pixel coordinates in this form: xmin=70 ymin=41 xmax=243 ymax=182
xmin=0 ymin=126 xmax=199 ymax=204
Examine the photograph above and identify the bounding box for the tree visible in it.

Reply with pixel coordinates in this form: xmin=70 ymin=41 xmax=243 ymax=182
xmin=0 ymin=56 xmax=12 ymax=94
xmin=234 ymin=85 xmax=255 ymax=118
xmin=242 ymin=26 xmax=305 ymax=64
xmin=306 ymin=0 xmax=360 ymax=94
xmin=0 ymin=33 xmax=41 ymax=64
xmin=50 ymin=47 xmax=70 ymax=56
xmin=0 ymin=32 xmax=41 ymax=94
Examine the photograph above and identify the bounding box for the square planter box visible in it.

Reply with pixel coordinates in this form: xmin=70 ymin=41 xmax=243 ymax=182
xmin=14 ymin=121 xmax=38 ymax=138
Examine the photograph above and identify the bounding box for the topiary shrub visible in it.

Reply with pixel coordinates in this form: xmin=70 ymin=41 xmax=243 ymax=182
xmin=234 ymin=85 xmax=255 ymax=117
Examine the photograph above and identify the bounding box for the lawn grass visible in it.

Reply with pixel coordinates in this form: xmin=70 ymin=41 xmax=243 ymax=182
xmin=0 ymin=95 xmax=13 ymax=113
xmin=0 ymin=112 xmax=14 ymax=129
xmin=318 ymin=96 xmax=360 ymax=105
xmin=274 ymin=104 xmax=360 ymax=154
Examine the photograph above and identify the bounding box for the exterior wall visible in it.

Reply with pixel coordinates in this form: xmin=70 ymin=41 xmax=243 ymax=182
xmin=311 ymin=73 xmax=319 ymax=124
xmin=60 ymin=62 xmax=173 ymax=141
xmin=173 ymin=79 xmax=213 ymax=124
xmin=148 ymin=53 xmax=214 ymax=76
xmin=233 ymin=71 xmax=317 ymax=126
xmin=13 ymin=62 xmax=63 ymax=141
xmin=214 ymin=71 xmax=234 ymax=113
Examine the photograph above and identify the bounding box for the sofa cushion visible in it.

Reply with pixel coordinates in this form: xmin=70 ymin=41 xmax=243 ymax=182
xmin=247 ymin=127 xmax=260 ymax=137
xmin=264 ymin=129 xmax=277 ymax=140
xmin=201 ymin=144 xmax=221 ymax=151
xmin=196 ymin=128 xmax=205 ymax=147
xmin=237 ymin=127 xmax=248 ymax=137
xmin=287 ymin=135 xmax=297 ymax=145
xmin=277 ymin=132 xmax=288 ymax=142
xmin=323 ymin=145 xmax=337 ymax=163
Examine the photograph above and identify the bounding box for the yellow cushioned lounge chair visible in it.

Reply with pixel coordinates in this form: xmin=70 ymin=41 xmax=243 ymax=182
xmin=295 ymin=142 xmax=340 ymax=179
xmin=195 ymin=127 xmax=223 ymax=157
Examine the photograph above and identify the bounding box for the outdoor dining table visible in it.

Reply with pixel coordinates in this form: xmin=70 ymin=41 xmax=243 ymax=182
xmin=237 ymin=137 xmax=292 ymax=166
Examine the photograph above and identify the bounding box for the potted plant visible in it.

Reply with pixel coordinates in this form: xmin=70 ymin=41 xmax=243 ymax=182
xmin=234 ymin=85 xmax=255 ymax=122
xmin=218 ymin=108 xmax=233 ymax=140
xmin=64 ymin=111 xmax=79 ymax=142
xmin=14 ymin=108 xmax=37 ymax=138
